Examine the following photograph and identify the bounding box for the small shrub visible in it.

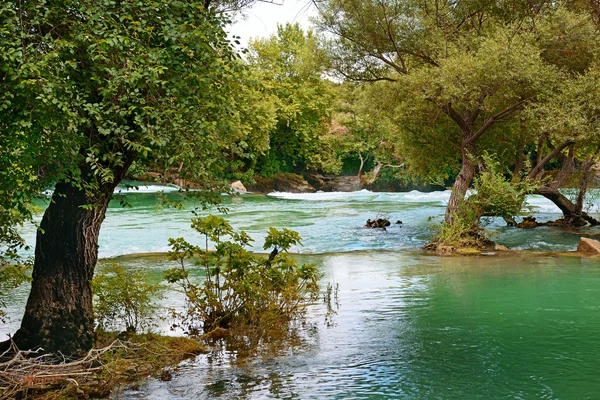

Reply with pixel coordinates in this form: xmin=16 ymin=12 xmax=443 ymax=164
xmin=468 ymin=153 xmax=537 ymax=220
xmin=432 ymin=203 xmax=489 ymax=248
xmin=164 ymin=215 xmax=321 ymax=336
xmin=92 ymin=262 xmax=164 ymax=333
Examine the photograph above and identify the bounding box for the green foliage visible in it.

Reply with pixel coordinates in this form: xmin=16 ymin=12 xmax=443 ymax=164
xmin=92 ymin=262 xmax=164 ymax=333
xmin=164 ymin=215 xmax=321 ymax=335
xmin=127 ymin=161 xmax=149 ymax=180
xmin=2 ymin=0 xmax=258 ymax=226
xmin=314 ymin=0 xmax=600 ymax=221
xmin=468 ymin=153 xmax=538 ymax=220
xmin=248 ymin=23 xmax=335 ymax=175
xmin=433 ymin=154 xmax=538 ymax=246
xmin=432 ymin=205 xmax=487 ymax=248
xmin=325 ymin=83 xmax=402 ymax=177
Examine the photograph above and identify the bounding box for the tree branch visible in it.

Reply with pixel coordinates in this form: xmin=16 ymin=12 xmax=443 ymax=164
xmin=527 ymin=139 xmax=575 ymax=179
xmin=467 ymin=98 xmax=529 ymax=144
xmin=440 ymin=103 xmax=470 ymax=134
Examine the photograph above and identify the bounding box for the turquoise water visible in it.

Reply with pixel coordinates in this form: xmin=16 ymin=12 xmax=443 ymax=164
xmin=19 ymin=187 xmax=600 ymax=258
xmin=5 ymin=186 xmax=600 ymax=399
xmin=117 ymin=252 xmax=600 ymax=399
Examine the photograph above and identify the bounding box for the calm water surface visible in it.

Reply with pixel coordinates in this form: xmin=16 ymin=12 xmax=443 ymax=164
xmin=5 ymin=186 xmax=600 ymax=399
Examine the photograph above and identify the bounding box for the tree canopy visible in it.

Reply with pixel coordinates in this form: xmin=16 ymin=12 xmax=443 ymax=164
xmin=1 ymin=0 xmax=259 ymax=355
xmin=314 ymin=0 xmax=600 ymax=227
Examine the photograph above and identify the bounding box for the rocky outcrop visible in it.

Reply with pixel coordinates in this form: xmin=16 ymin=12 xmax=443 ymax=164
xmin=424 ymin=237 xmax=508 ymax=255
xmin=577 ymin=237 xmax=600 ymax=254
xmin=246 ymin=173 xmax=315 ymax=194
xmin=516 ymin=216 xmax=538 ymax=229
xmin=306 ymin=174 xmax=361 ymax=192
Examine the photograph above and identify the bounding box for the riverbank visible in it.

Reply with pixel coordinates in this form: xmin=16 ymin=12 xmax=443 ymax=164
xmin=0 ymin=332 xmax=206 ymax=399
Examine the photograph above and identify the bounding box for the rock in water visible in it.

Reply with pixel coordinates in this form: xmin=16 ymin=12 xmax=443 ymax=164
xmin=577 ymin=237 xmax=600 ymax=254
xmin=365 ymin=218 xmax=391 ymax=229
xmin=516 ymin=216 xmax=537 ymax=229
xmin=231 ymin=180 xmax=247 ymax=192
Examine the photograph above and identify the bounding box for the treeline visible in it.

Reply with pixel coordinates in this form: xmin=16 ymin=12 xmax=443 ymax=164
xmin=220 ymin=0 xmax=600 ymax=241
xmin=125 ymin=23 xmax=404 ymax=187
xmin=130 ymin=8 xmax=600 ymax=236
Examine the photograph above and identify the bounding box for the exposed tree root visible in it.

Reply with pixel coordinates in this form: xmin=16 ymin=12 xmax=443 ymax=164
xmin=0 ymin=333 xmax=206 ymax=399
xmin=0 ymin=338 xmax=126 ymax=399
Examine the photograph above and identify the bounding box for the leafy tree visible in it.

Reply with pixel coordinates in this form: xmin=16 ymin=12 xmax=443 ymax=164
xmin=315 ymin=0 xmax=600 ymax=231
xmin=315 ymin=0 xmax=560 ymax=224
xmin=2 ymin=0 xmax=254 ymax=355
xmin=247 ymin=23 xmax=336 ymax=176
xmin=326 ymin=82 xmax=406 ymax=180
xmin=524 ymin=58 xmax=600 ymax=225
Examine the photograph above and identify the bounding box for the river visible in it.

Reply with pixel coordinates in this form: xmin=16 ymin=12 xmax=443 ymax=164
xmin=4 ymin=185 xmax=600 ymax=399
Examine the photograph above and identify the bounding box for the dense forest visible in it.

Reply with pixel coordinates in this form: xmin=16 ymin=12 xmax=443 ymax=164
xmin=1 ymin=0 xmax=600 ymax=391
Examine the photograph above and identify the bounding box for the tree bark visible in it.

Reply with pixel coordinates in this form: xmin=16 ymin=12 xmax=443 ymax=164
xmin=534 ymin=186 xmax=578 ymax=217
xmin=575 ymin=149 xmax=599 ymax=216
xmin=10 ymin=161 xmax=132 ymax=355
xmin=534 ymin=185 xmax=600 ymax=226
xmin=445 ymin=143 xmax=476 ymax=224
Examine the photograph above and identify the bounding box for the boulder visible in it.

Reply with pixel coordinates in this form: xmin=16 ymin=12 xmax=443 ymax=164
xmin=306 ymin=173 xmax=361 ymax=192
xmin=246 ymin=173 xmax=316 ymax=194
xmin=273 ymin=173 xmax=315 ymax=193
xmin=577 ymin=237 xmax=600 ymax=254
xmin=516 ymin=216 xmax=537 ymax=229
xmin=494 ymin=244 xmax=509 ymax=251
xmin=230 ymin=180 xmax=247 ymax=192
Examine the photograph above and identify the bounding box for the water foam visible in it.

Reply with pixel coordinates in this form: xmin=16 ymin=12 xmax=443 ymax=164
xmin=402 ymin=190 xmax=451 ymax=203
xmin=267 ymin=189 xmax=374 ymax=201
xmin=114 ymin=183 xmax=180 ymax=193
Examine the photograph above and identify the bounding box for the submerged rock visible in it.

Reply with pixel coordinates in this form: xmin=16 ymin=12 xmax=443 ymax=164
xmin=577 ymin=237 xmax=600 ymax=254
xmin=455 ymin=247 xmax=482 ymax=256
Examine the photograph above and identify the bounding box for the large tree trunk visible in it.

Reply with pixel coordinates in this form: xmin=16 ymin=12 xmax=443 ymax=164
xmin=534 ymin=185 xmax=599 ymax=226
xmin=445 ymin=145 xmax=476 ymax=224
xmin=10 ymin=161 xmax=132 ymax=355
xmin=534 ymin=186 xmax=578 ymax=217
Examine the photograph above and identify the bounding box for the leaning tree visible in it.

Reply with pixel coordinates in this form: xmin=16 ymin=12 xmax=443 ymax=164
xmin=314 ymin=0 xmax=600 ymax=226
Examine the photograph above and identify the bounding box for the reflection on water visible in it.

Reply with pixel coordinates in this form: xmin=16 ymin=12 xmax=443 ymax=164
xmin=115 ymin=252 xmax=600 ymax=399
xmin=6 ymin=188 xmax=600 ymax=398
